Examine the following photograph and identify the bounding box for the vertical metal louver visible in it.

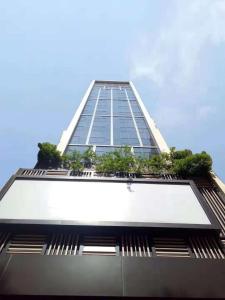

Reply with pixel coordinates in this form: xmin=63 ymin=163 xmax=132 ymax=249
xmin=120 ymin=234 xmax=151 ymax=257
xmin=45 ymin=233 xmax=80 ymax=255
xmin=161 ymin=174 xmax=182 ymax=180
xmin=82 ymin=235 xmax=117 ymax=256
xmin=1 ymin=231 xmax=224 ymax=260
xmin=0 ymin=232 xmax=10 ymax=253
xmin=153 ymin=237 xmax=191 ymax=258
xmin=189 ymin=236 xmax=225 ymax=259
xmin=6 ymin=234 xmax=47 ymax=254
xmin=21 ymin=169 xmax=46 ymax=176
xmin=71 ymin=171 xmax=94 ymax=177
xmin=199 ymin=187 xmax=225 ymax=236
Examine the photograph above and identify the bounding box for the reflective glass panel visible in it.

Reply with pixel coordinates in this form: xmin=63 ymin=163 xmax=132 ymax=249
xmin=69 ymin=115 xmax=92 ymax=144
xmin=95 ymin=146 xmax=116 ymax=155
xmin=135 ymin=117 xmax=155 ymax=146
xmin=89 ymin=116 xmax=110 ymax=145
xmin=66 ymin=145 xmax=91 ymax=154
xmin=113 ymin=116 xmax=140 ymax=146
xmin=96 ymin=99 xmax=111 ymax=116
xmin=133 ymin=147 xmax=159 ymax=158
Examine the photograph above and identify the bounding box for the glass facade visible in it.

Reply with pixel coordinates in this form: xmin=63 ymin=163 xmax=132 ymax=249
xmin=65 ymin=82 xmax=159 ymax=157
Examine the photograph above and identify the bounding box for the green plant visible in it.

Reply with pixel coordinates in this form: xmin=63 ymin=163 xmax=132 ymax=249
xmin=147 ymin=152 xmax=171 ymax=174
xmin=36 ymin=142 xmax=212 ymax=178
xmin=37 ymin=143 xmax=62 ymax=168
xmin=82 ymin=147 xmax=96 ymax=168
xmin=66 ymin=151 xmax=84 ymax=172
xmin=95 ymin=146 xmax=135 ymax=174
xmin=173 ymin=151 xmax=212 ymax=177
xmin=170 ymin=147 xmax=192 ymax=160
xmin=95 ymin=152 xmax=115 ymax=173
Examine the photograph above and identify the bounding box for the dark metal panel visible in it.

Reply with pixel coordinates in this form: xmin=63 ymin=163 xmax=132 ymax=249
xmin=0 ymin=254 xmax=11 ymax=282
xmin=123 ymin=257 xmax=225 ymax=298
xmin=0 ymin=255 xmax=123 ymax=297
xmin=122 ymin=257 xmax=161 ymax=297
xmin=156 ymin=258 xmax=225 ymax=299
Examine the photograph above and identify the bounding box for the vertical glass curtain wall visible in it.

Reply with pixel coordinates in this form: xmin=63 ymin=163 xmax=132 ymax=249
xmin=65 ymin=82 xmax=159 ymax=157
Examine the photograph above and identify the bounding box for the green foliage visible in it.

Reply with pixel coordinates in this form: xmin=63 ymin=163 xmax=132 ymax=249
xmin=95 ymin=146 xmax=135 ymax=174
xmin=37 ymin=143 xmax=62 ymax=168
xmin=37 ymin=142 xmax=212 ymax=178
xmin=61 ymin=147 xmax=96 ymax=172
xmin=172 ymin=151 xmax=212 ymax=177
xmin=65 ymin=151 xmax=84 ymax=172
xmin=147 ymin=153 xmax=171 ymax=174
xmin=82 ymin=147 xmax=96 ymax=168
xmin=170 ymin=147 xmax=192 ymax=160
xmin=66 ymin=146 xmax=212 ymax=177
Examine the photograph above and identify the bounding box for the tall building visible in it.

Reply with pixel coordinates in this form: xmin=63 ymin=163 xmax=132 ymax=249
xmin=0 ymin=80 xmax=224 ymax=299
xmin=57 ymin=80 xmax=169 ymax=157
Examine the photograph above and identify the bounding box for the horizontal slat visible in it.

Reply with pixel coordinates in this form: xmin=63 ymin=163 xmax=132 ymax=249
xmin=7 ymin=234 xmax=47 ymax=254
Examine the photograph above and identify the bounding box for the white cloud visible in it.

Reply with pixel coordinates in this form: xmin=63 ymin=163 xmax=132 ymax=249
xmin=129 ymin=0 xmax=225 ymax=130
xmin=130 ymin=0 xmax=225 ymax=89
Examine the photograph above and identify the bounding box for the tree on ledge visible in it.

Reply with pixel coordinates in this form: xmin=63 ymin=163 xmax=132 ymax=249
xmin=36 ymin=143 xmax=62 ymax=169
xmin=35 ymin=143 xmax=213 ymax=178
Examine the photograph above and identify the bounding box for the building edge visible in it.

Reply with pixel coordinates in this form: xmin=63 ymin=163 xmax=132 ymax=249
xmin=57 ymin=80 xmax=95 ymax=154
xmin=57 ymin=80 xmax=170 ymax=155
xmin=129 ymin=81 xmax=170 ymax=153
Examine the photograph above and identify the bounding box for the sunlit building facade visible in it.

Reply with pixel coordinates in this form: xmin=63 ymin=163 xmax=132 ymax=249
xmin=57 ymin=80 xmax=169 ymax=157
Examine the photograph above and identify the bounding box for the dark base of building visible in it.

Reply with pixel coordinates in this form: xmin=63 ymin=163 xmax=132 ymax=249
xmin=0 ymin=254 xmax=225 ymax=299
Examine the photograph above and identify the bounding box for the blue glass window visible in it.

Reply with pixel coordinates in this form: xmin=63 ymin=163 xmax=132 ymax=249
xmin=130 ymin=101 xmax=143 ymax=117
xmin=96 ymin=99 xmax=111 ymax=116
xmin=113 ymin=116 xmax=140 ymax=146
xmin=89 ymin=116 xmax=110 ymax=145
xmin=135 ymin=117 xmax=155 ymax=146
xmin=99 ymin=89 xmax=111 ymax=99
xmin=69 ymin=115 xmax=92 ymax=144
xmin=112 ymin=89 xmax=127 ymax=101
xmin=82 ymin=99 xmax=96 ymax=115
xmin=125 ymin=89 xmax=136 ymax=100
xmin=113 ymin=100 xmax=130 ymax=116
xmin=95 ymin=146 xmax=116 ymax=155
xmin=89 ymin=87 xmax=100 ymax=98
xmin=65 ymin=145 xmax=91 ymax=154
xmin=133 ymin=147 xmax=158 ymax=158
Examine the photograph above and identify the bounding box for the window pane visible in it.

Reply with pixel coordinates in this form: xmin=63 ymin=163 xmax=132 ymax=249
xmin=133 ymin=147 xmax=159 ymax=158
xmin=65 ymin=145 xmax=91 ymax=154
xmin=69 ymin=115 xmax=91 ymax=144
xmin=135 ymin=117 xmax=156 ymax=146
xmin=113 ymin=116 xmax=140 ymax=146
xmin=89 ymin=116 xmax=110 ymax=145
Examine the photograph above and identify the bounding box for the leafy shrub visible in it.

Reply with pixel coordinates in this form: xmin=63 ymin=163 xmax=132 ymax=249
xmin=37 ymin=143 xmax=62 ymax=168
xmin=82 ymin=147 xmax=96 ymax=168
xmin=95 ymin=146 xmax=135 ymax=174
xmin=170 ymin=147 xmax=192 ymax=160
xmin=173 ymin=151 xmax=212 ymax=177
xmin=36 ymin=142 xmax=212 ymax=178
xmin=64 ymin=151 xmax=84 ymax=172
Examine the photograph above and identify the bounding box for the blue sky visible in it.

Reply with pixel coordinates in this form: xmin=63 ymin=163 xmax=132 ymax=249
xmin=0 ymin=0 xmax=224 ymax=187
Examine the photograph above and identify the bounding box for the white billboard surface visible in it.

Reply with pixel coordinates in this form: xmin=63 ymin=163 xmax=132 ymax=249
xmin=0 ymin=179 xmax=211 ymax=225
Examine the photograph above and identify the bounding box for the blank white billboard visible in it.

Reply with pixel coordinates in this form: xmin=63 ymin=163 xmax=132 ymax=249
xmin=0 ymin=179 xmax=211 ymax=225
